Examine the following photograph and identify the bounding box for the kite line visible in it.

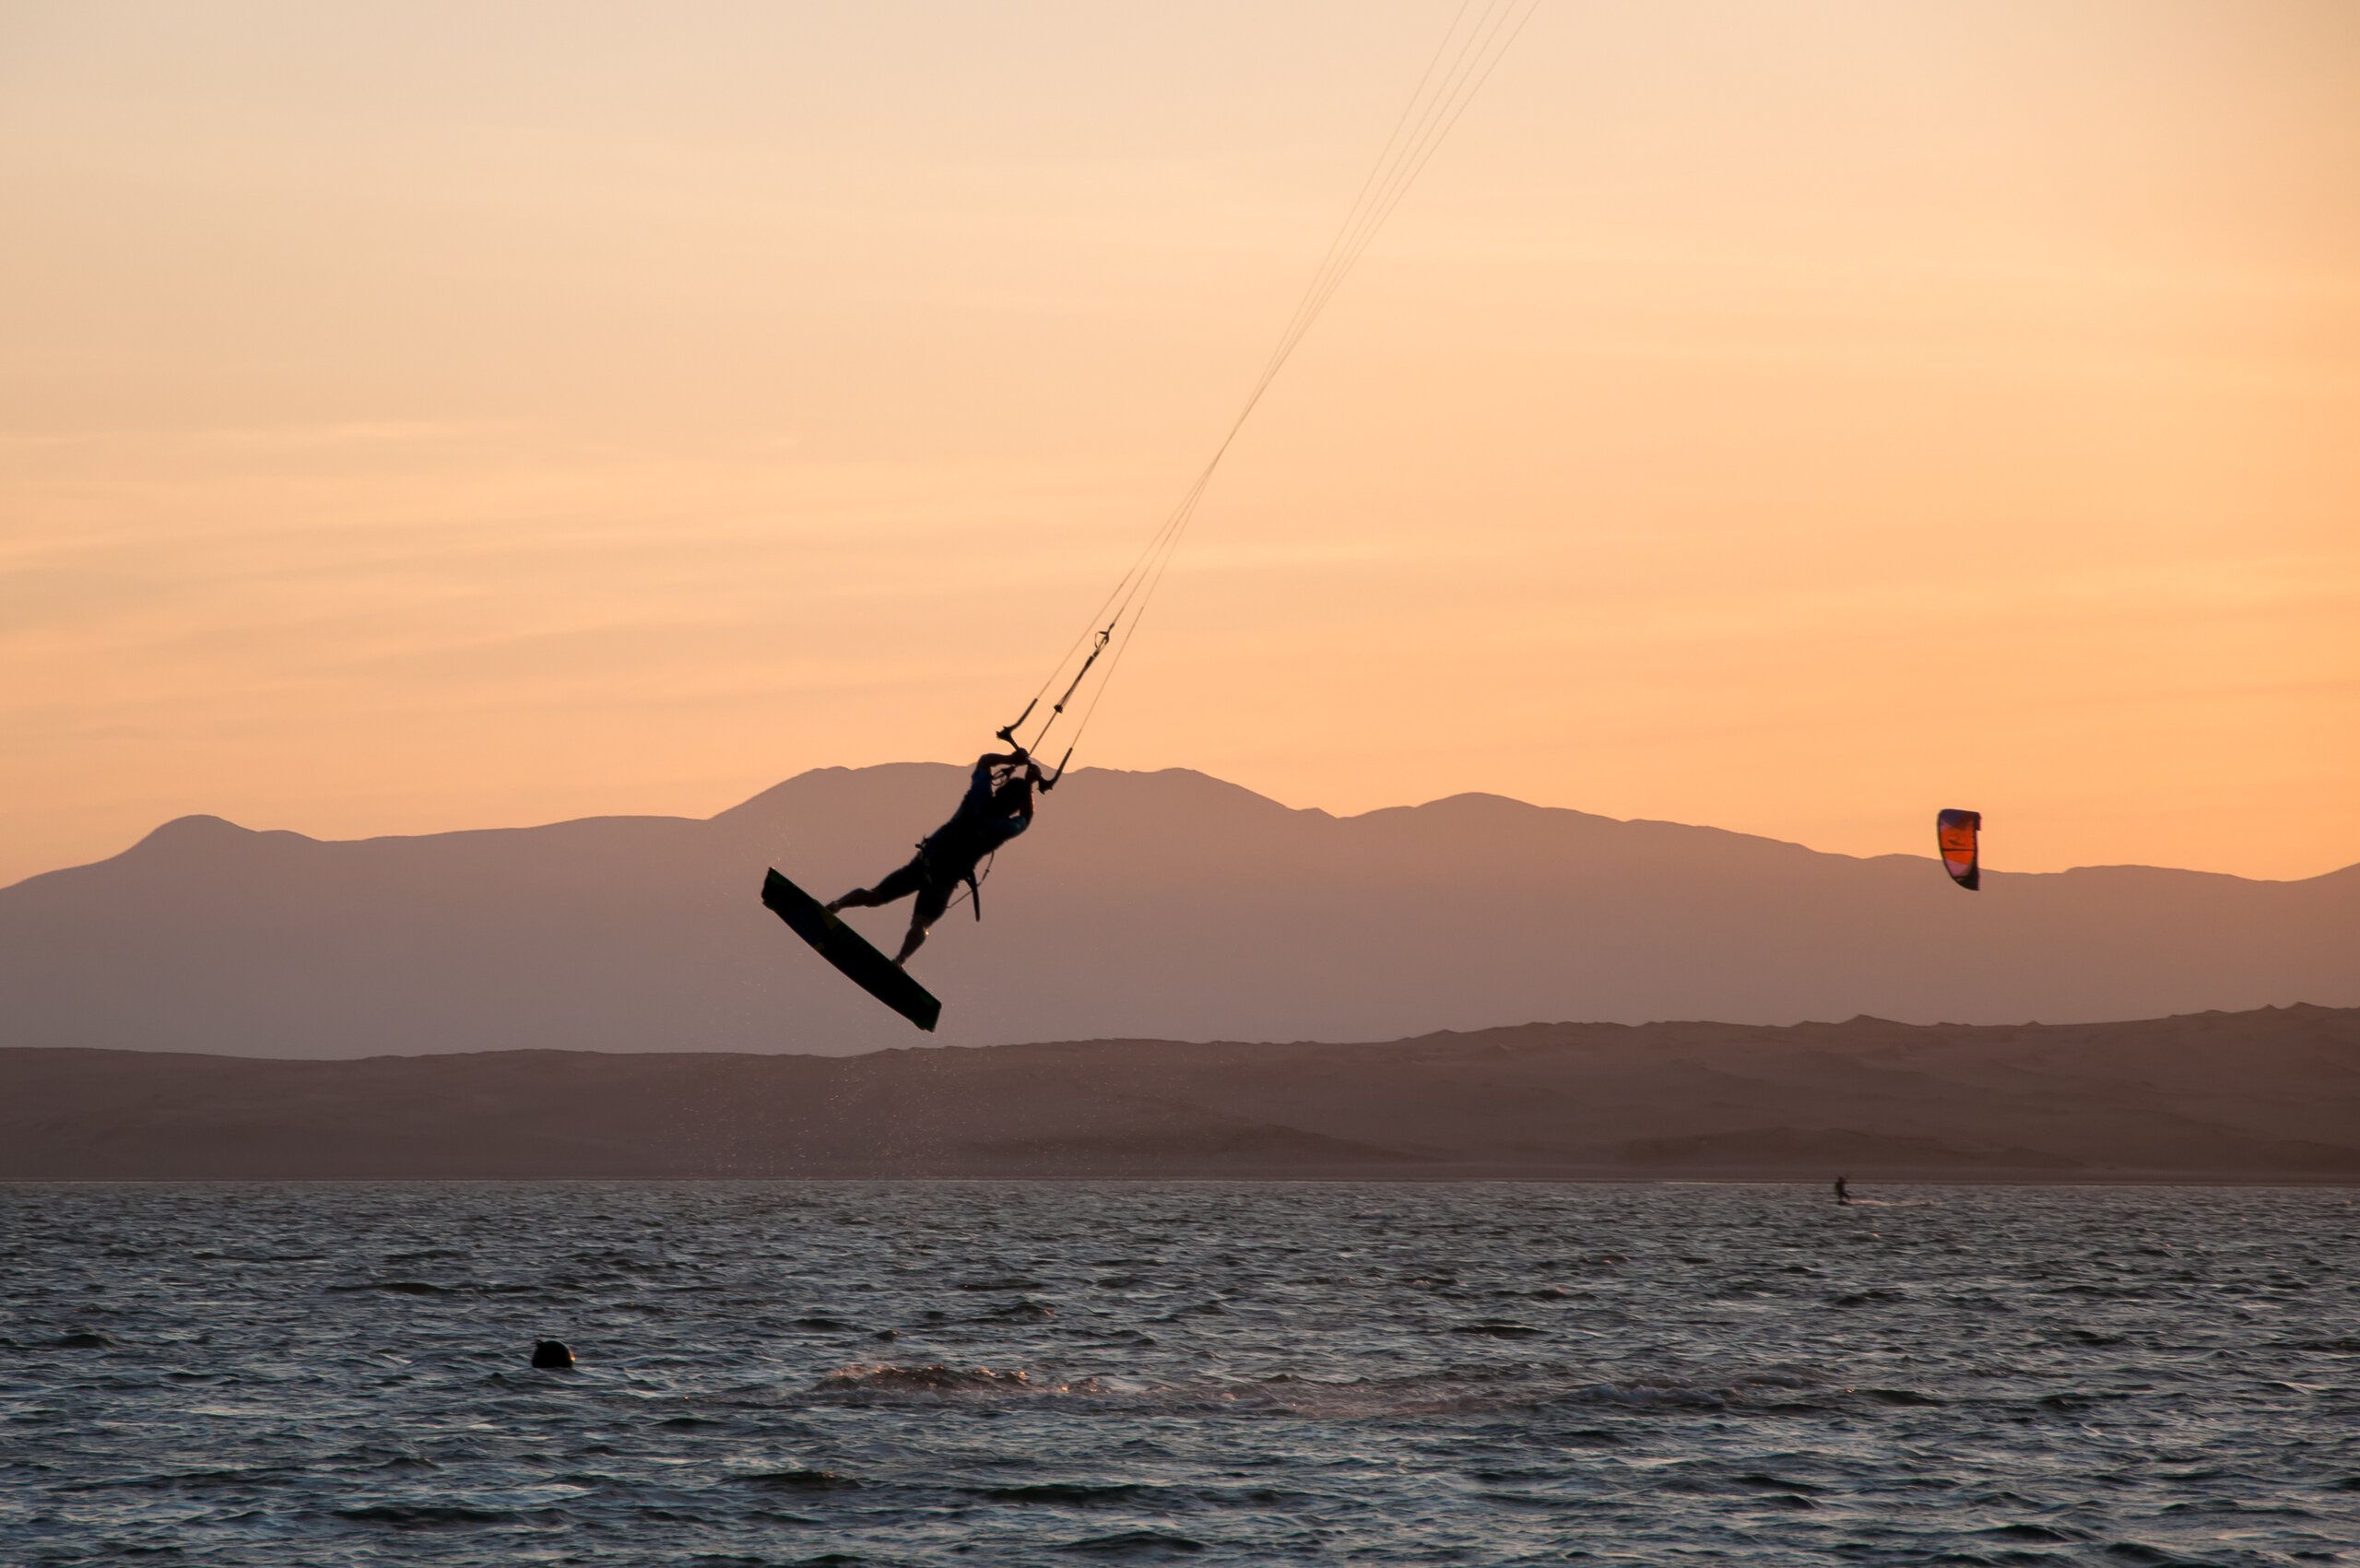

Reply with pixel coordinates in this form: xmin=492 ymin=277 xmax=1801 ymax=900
xmin=999 ymin=0 xmax=1543 ymax=781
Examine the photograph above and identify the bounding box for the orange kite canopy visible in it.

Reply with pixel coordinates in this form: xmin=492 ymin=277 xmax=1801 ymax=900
xmin=1937 ymin=808 xmax=1983 ymax=891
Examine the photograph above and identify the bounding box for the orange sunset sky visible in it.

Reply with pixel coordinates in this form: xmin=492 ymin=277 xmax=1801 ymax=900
xmin=4 ymin=0 xmax=2355 ymax=888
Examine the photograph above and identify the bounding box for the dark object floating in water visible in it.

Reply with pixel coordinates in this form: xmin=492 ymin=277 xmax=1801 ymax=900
xmin=761 ymin=868 xmax=941 ymax=1032
xmin=530 ymin=1339 xmax=574 ymax=1369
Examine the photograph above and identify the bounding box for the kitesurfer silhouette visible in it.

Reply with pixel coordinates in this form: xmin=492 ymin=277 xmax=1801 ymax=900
xmin=827 ymin=751 xmax=1044 ymax=964
xmin=1835 ymin=1175 xmax=1852 ymax=1206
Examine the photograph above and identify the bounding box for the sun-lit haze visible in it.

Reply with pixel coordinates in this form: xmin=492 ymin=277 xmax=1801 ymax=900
xmin=4 ymin=0 xmax=2355 ymax=889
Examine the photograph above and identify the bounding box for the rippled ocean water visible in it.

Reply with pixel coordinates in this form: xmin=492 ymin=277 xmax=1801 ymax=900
xmin=2 ymin=1183 xmax=2354 ymax=1566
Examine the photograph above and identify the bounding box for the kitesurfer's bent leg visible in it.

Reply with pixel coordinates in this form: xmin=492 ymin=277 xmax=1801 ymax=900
xmin=829 ymin=856 xmax=925 ymax=914
xmin=892 ymin=878 xmax=955 ymax=965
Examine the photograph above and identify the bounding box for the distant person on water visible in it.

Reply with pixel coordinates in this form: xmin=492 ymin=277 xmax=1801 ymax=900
xmin=827 ymin=751 xmax=1045 ymax=965
xmin=1835 ymin=1175 xmax=1852 ymax=1205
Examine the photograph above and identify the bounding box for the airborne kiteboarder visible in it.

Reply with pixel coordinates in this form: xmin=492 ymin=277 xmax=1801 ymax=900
xmin=755 ymin=747 xmax=1052 ymax=1033
xmin=828 ymin=749 xmax=1046 ymax=965
xmin=759 ymin=1 xmax=1538 ymax=1029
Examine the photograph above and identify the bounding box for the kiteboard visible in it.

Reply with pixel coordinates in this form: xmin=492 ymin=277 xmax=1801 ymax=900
xmin=761 ymin=868 xmax=941 ymax=1032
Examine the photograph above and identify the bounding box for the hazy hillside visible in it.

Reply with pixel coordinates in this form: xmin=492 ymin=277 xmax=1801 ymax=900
xmin=1 ymin=765 xmax=2354 ymax=1055
xmin=3 ymin=1007 xmax=2352 ymax=1180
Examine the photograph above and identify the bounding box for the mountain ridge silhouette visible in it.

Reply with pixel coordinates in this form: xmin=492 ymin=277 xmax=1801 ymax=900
xmin=4 ymin=763 xmax=2353 ymax=1056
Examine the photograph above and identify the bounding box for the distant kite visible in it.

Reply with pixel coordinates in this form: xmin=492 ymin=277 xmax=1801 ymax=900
xmin=1937 ymin=808 xmax=1982 ymax=890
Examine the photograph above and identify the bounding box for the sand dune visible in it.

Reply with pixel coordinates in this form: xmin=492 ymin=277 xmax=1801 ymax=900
xmin=3 ymin=1005 xmax=2351 ymax=1180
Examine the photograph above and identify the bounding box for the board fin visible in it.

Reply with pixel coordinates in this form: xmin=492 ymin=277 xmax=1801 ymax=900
xmin=761 ymin=868 xmax=942 ymax=1032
